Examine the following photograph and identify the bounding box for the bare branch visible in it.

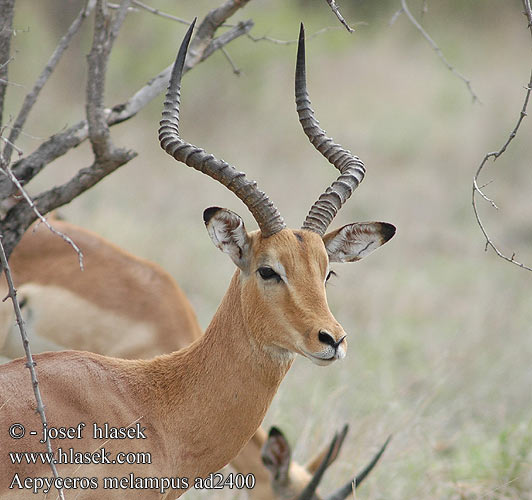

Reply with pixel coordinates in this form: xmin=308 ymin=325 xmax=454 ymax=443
xmin=0 ymin=0 xmax=16 ymax=129
xmin=3 ymin=0 xmax=95 ymax=165
xmin=0 ymin=145 xmax=136 ymax=259
xmin=470 ymin=0 xmax=532 ymax=271
xmin=472 ymin=68 xmax=532 ymax=272
xmin=400 ymin=0 xmax=480 ymax=103
xmin=131 ymin=0 xmax=190 ymax=26
xmin=221 ymin=47 xmax=241 ymax=75
xmin=389 ymin=7 xmax=404 ymax=26
xmin=0 ymin=164 xmax=85 ymax=268
xmin=185 ymin=0 xmax=252 ymax=70
xmin=0 ymin=120 xmax=89 ymax=200
xmin=0 ymin=1 xmax=255 ymax=201
xmin=0 ymin=0 xmax=256 ymax=260
xmin=324 ymin=0 xmax=354 ymax=33
xmin=0 ymin=236 xmax=65 ymax=500
xmin=86 ymin=0 xmax=131 ymax=160
xmin=201 ymin=20 xmax=254 ymax=62
xmin=523 ymin=0 xmax=532 ymax=36
xmin=247 ymin=25 xmax=351 ymax=45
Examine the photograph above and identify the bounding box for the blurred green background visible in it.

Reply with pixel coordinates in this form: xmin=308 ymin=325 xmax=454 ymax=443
xmin=5 ymin=0 xmax=532 ymax=498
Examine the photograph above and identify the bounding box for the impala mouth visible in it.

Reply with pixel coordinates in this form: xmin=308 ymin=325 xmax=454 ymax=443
xmin=303 ymin=350 xmax=338 ymax=366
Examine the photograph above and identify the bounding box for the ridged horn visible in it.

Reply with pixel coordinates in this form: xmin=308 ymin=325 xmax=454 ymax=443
xmin=297 ymin=424 xmax=349 ymax=500
xmin=159 ymin=19 xmax=286 ymax=238
xmin=324 ymin=435 xmax=392 ymax=500
xmin=296 ymin=23 xmax=366 ymax=236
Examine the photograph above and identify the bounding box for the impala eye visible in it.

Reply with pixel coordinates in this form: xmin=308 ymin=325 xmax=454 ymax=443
xmin=258 ymin=266 xmax=281 ymax=282
xmin=326 ymin=270 xmax=337 ymax=283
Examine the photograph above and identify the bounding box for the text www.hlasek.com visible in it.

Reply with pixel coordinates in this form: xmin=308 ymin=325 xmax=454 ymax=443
xmin=9 ymin=447 xmax=151 ymax=466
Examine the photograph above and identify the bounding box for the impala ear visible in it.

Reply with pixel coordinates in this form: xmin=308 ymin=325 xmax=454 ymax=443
xmin=204 ymin=207 xmax=251 ymax=271
xmin=261 ymin=427 xmax=292 ymax=484
xmin=323 ymin=222 xmax=396 ymax=263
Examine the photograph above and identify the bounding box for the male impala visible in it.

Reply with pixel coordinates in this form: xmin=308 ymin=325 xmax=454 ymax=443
xmin=261 ymin=425 xmax=391 ymax=500
xmin=0 ymin=23 xmax=394 ymax=498
xmin=0 ymin=224 xmax=387 ymax=499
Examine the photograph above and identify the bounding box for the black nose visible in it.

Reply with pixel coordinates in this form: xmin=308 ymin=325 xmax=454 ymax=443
xmin=318 ymin=331 xmax=345 ymax=349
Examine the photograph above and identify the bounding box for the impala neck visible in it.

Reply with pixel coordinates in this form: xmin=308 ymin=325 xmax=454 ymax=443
xmin=144 ymin=271 xmax=293 ymax=479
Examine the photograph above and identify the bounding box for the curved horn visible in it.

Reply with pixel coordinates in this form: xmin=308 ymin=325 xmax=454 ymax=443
xmin=324 ymin=435 xmax=392 ymax=500
xmin=296 ymin=23 xmax=366 ymax=236
xmin=296 ymin=424 xmax=349 ymax=500
xmin=159 ymin=19 xmax=286 ymax=238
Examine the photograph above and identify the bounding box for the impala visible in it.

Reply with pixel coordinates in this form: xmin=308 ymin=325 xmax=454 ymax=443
xmin=260 ymin=425 xmax=391 ymax=500
xmin=0 ymin=22 xmax=394 ymax=499
xmin=0 ymin=216 xmax=202 ymax=361
xmin=0 ymin=222 xmax=387 ymax=499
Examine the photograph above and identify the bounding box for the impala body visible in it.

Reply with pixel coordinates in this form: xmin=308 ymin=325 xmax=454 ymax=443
xmin=0 ymin=217 xmax=201 ymax=360
xmin=0 ymin=23 xmax=394 ymax=499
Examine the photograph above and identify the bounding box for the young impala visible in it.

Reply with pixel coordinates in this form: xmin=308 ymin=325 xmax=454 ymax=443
xmin=0 ymin=23 xmax=394 ymax=499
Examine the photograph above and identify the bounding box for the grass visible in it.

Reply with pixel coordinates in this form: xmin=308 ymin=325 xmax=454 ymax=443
xmin=5 ymin=1 xmax=532 ymax=498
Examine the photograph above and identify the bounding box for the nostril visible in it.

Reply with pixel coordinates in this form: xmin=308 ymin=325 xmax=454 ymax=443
xmin=335 ymin=335 xmax=347 ymax=348
xmin=318 ymin=330 xmax=336 ymax=347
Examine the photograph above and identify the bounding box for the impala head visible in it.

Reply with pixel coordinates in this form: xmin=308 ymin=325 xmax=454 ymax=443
xmin=261 ymin=425 xmax=391 ymax=500
xmin=159 ymin=21 xmax=395 ymax=365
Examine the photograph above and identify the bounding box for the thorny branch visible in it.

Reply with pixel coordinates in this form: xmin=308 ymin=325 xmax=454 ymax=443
xmin=471 ymin=1 xmax=532 ymax=272
xmin=0 ymin=0 xmax=15 ymax=129
xmin=324 ymin=0 xmax=354 ymax=33
xmin=0 ymin=237 xmax=65 ymax=500
xmin=247 ymin=25 xmax=355 ymax=45
xmin=398 ymin=0 xmax=480 ymax=103
xmin=0 ymin=0 xmax=255 ymax=260
xmin=0 ymin=164 xmax=85 ymax=269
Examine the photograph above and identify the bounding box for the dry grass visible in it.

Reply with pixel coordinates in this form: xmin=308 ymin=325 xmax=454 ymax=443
xmin=6 ymin=1 xmax=532 ymax=498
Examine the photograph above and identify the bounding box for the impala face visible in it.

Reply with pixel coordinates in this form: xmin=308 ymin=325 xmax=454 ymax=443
xmin=204 ymin=207 xmax=395 ymax=366
xmin=242 ymin=229 xmax=346 ymax=366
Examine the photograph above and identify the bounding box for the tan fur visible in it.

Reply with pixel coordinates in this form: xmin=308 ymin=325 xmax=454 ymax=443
xmin=0 ymin=225 xmax=351 ymax=499
xmin=1 ymin=283 xmax=162 ymax=359
xmin=232 ymin=427 xmax=330 ymax=500
xmin=1 ymin=218 xmax=202 ymax=358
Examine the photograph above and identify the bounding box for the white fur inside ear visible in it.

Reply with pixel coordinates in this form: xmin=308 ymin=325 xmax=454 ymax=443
xmin=206 ymin=209 xmax=250 ymax=269
xmin=324 ymin=222 xmax=394 ymax=263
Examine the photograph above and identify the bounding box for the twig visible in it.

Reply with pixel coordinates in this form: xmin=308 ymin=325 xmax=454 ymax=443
xmin=86 ymin=0 xmax=131 ymax=160
xmin=389 ymin=8 xmax=403 ymax=26
xmin=3 ymin=0 xmax=95 ymax=164
xmin=247 ymin=25 xmax=350 ymax=45
xmin=400 ymin=0 xmax=480 ymax=103
xmin=324 ymin=0 xmax=354 ymax=33
xmin=221 ymin=47 xmax=241 ymax=75
xmin=0 ymin=162 xmax=85 ymax=269
xmin=201 ymin=20 xmax=254 ymax=62
xmin=130 ymin=0 xmax=189 ymax=25
xmin=472 ymin=68 xmax=532 ymax=272
xmin=0 ymin=0 xmax=16 ymax=129
xmin=470 ymin=0 xmax=532 ymax=271
xmin=0 ymin=236 xmax=65 ymax=500
xmin=524 ymin=0 xmax=532 ymax=32
xmin=112 ymin=0 xmax=234 ymax=29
